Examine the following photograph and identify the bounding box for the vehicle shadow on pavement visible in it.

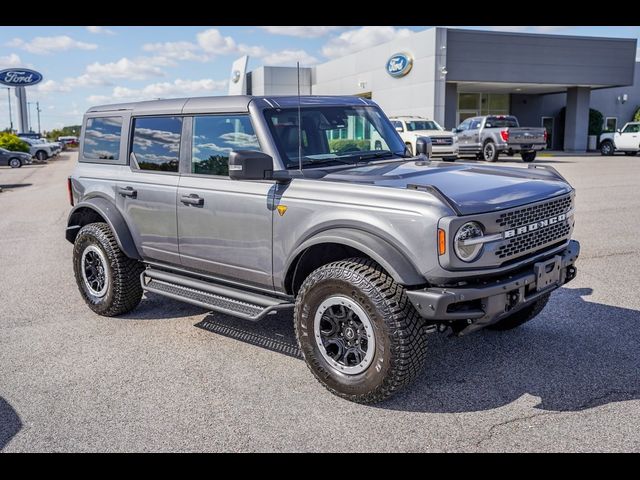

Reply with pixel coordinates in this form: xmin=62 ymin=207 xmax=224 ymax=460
xmin=381 ymin=286 xmax=640 ymax=413
xmin=119 ymin=292 xmax=207 ymax=320
xmin=193 ymin=287 xmax=640 ymax=414
xmin=0 ymin=397 xmax=22 ymax=451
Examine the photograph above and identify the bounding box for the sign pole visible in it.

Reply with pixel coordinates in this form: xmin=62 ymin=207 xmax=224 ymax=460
xmin=6 ymin=88 xmax=13 ymax=132
xmin=15 ymin=86 xmax=28 ymax=134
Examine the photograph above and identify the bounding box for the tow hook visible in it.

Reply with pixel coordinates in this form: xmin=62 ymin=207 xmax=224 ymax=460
xmin=566 ymin=265 xmax=577 ymax=282
xmin=506 ymin=290 xmax=520 ymax=312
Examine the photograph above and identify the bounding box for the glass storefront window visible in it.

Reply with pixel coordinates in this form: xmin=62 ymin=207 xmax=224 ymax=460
xmin=459 ymin=93 xmax=479 ymax=110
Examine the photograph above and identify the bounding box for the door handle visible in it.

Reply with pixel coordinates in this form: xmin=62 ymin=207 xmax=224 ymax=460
xmin=181 ymin=194 xmax=204 ymax=206
xmin=117 ymin=186 xmax=137 ymax=198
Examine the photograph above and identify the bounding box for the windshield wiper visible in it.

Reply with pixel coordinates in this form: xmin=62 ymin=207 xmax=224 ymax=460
xmin=353 ymin=150 xmax=398 ymax=162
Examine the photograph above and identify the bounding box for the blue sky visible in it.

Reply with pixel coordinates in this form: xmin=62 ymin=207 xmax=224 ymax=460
xmin=0 ymin=26 xmax=638 ymax=132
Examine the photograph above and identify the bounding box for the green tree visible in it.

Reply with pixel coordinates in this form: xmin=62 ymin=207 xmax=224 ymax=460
xmin=0 ymin=132 xmax=30 ymax=153
xmin=588 ymin=108 xmax=604 ymax=136
xmin=633 ymin=106 xmax=640 ymax=122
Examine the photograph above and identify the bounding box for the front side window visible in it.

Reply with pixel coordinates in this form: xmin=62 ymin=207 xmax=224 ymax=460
xmin=406 ymin=120 xmax=442 ymax=131
xmin=83 ymin=116 xmax=122 ymax=160
xmin=457 ymin=119 xmax=471 ymax=131
xmin=622 ymin=123 xmax=640 ymax=134
xmin=131 ymin=116 xmax=182 ymax=172
xmin=191 ymin=115 xmax=260 ymax=176
xmin=264 ymin=105 xmax=406 ymax=169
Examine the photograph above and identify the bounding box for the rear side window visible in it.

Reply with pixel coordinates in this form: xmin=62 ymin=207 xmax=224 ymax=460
xmin=131 ymin=116 xmax=182 ymax=172
xmin=83 ymin=116 xmax=122 ymax=160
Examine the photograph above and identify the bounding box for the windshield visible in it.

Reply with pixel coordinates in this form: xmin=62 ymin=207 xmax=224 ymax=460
xmin=405 ymin=120 xmax=442 ymax=131
xmin=264 ymin=105 xmax=406 ymax=169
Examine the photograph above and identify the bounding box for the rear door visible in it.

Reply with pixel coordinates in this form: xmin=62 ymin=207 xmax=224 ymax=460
xmin=117 ymin=116 xmax=182 ymax=265
xmin=176 ymin=114 xmax=274 ymax=290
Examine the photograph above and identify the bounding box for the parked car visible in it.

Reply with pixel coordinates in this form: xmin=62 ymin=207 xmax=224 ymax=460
xmin=599 ymin=122 xmax=640 ymax=156
xmin=0 ymin=147 xmax=32 ymax=168
xmin=66 ymin=95 xmax=579 ymax=404
xmin=21 ymin=137 xmax=61 ymax=161
xmin=389 ymin=116 xmax=458 ymax=160
xmin=58 ymin=136 xmax=79 ymax=148
xmin=454 ymin=115 xmax=547 ymax=162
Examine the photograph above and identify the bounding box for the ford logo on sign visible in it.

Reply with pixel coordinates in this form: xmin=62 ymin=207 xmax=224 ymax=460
xmin=0 ymin=68 xmax=44 ymax=87
xmin=386 ymin=53 xmax=413 ymax=78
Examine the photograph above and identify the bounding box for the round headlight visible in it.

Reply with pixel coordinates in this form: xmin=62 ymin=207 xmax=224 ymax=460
xmin=454 ymin=222 xmax=484 ymax=262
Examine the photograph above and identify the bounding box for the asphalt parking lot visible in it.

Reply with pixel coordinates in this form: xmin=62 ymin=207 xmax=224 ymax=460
xmin=1 ymin=151 xmax=639 ymax=452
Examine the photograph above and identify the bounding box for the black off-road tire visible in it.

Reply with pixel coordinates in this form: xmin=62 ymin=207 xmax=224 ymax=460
xmin=521 ymin=151 xmax=537 ymax=162
xmin=73 ymin=222 xmax=144 ymax=316
xmin=600 ymin=140 xmax=614 ymax=156
xmin=483 ymin=141 xmax=499 ymax=162
xmin=487 ymin=293 xmax=551 ymax=331
xmin=294 ymin=257 xmax=429 ymax=404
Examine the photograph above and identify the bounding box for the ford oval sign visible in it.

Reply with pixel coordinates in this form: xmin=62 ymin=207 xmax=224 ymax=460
xmin=0 ymin=68 xmax=43 ymax=87
xmin=386 ymin=53 xmax=413 ymax=78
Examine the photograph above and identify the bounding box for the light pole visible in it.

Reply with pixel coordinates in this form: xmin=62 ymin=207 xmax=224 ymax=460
xmin=5 ymin=88 xmax=13 ymax=132
xmin=27 ymin=101 xmax=34 ymax=133
xmin=36 ymin=101 xmax=42 ymax=135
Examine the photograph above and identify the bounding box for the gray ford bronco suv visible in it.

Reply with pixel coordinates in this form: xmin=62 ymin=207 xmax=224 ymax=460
xmin=66 ymin=95 xmax=580 ymax=403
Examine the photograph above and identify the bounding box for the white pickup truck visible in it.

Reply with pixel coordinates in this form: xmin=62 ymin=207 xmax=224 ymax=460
xmin=599 ymin=122 xmax=640 ymax=156
xmin=389 ymin=116 xmax=458 ymax=161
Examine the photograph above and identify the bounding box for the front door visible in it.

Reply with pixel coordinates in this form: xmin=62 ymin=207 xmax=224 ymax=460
xmin=542 ymin=117 xmax=554 ymax=149
xmin=117 ymin=115 xmax=182 ymax=265
xmin=177 ymin=114 xmax=274 ymax=290
xmin=616 ymin=123 xmax=640 ymax=150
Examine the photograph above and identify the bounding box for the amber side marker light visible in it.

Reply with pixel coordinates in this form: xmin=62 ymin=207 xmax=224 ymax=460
xmin=438 ymin=228 xmax=446 ymax=255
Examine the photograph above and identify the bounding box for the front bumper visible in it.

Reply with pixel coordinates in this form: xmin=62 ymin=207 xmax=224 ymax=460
xmin=407 ymin=240 xmax=579 ymax=330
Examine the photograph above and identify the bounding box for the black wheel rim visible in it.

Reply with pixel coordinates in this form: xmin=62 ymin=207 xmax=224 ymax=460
xmin=81 ymin=245 xmax=109 ymax=297
xmin=314 ymin=296 xmax=375 ymax=375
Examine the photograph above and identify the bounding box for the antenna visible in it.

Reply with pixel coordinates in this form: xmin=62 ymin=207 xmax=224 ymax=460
xmin=297 ymin=61 xmax=302 ymax=173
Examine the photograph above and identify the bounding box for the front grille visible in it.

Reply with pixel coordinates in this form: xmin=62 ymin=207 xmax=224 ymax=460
xmin=431 ymin=136 xmax=453 ymax=146
xmin=493 ymin=193 xmax=573 ymax=261
xmin=496 ymin=222 xmax=571 ymax=259
xmin=496 ymin=195 xmax=572 ymax=229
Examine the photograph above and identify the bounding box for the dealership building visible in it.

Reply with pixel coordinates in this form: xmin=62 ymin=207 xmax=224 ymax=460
xmin=238 ymin=27 xmax=638 ymax=151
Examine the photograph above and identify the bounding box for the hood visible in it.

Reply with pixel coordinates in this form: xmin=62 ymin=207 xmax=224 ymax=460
xmin=409 ymin=129 xmax=453 ymax=137
xmin=320 ymin=160 xmax=572 ymax=215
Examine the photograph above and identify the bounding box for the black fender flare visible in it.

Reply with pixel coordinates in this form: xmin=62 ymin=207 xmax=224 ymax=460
xmin=65 ymin=197 xmax=142 ymax=260
xmin=286 ymin=227 xmax=426 ymax=287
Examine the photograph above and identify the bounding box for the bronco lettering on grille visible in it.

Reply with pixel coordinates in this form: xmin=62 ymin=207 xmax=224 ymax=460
xmin=503 ymin=213 xmax=567 ymax=239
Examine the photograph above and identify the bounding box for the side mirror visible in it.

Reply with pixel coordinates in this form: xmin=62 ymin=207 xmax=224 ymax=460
xmin=451 ymin=128 xmax=458 ymax=133
xmin=395 ymin=126 xmax=404 ymax=133
xmin=229 ymin=151 xmax=274 ymax=181
xmin=415 ymin=136 xmax=432 ymax=158
xmin=616 ymin=129 xmax=622 ymax=134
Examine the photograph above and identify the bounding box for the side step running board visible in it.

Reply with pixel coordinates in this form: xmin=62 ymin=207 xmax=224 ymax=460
xmin=141 ymin=268 xmax=294 ymax=322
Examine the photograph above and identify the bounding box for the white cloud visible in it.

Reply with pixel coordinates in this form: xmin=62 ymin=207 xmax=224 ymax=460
xmin=7 ymin=35 xmax=98 ymax=55
xmin=321 ymin=26 xmax=413 ymax=57
xmin=85 ymin=57 xmax=168 ymax=80
xmin=196 ymin=28 xmax=268 ymax=57
xmin=0 ymin=53 xmax=23 ymax=69
xmin=197 ymin=29 xmax=239 ymax=55
xmin=142 ymin=41 xmax=210 ymax=62
xmin=259 ymin=26 xmax=344 ymax=38
xmin=87 ymin=78 xmax=228 ymax=104
xmin=262 ymin=49 xmax=318 ymax=66
xmin=86 ymin=26 xmax=115 ymax=35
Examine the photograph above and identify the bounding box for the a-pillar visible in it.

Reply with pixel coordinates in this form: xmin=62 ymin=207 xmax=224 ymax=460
xmin=563 ymin=87 xmax=591 ymax=152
